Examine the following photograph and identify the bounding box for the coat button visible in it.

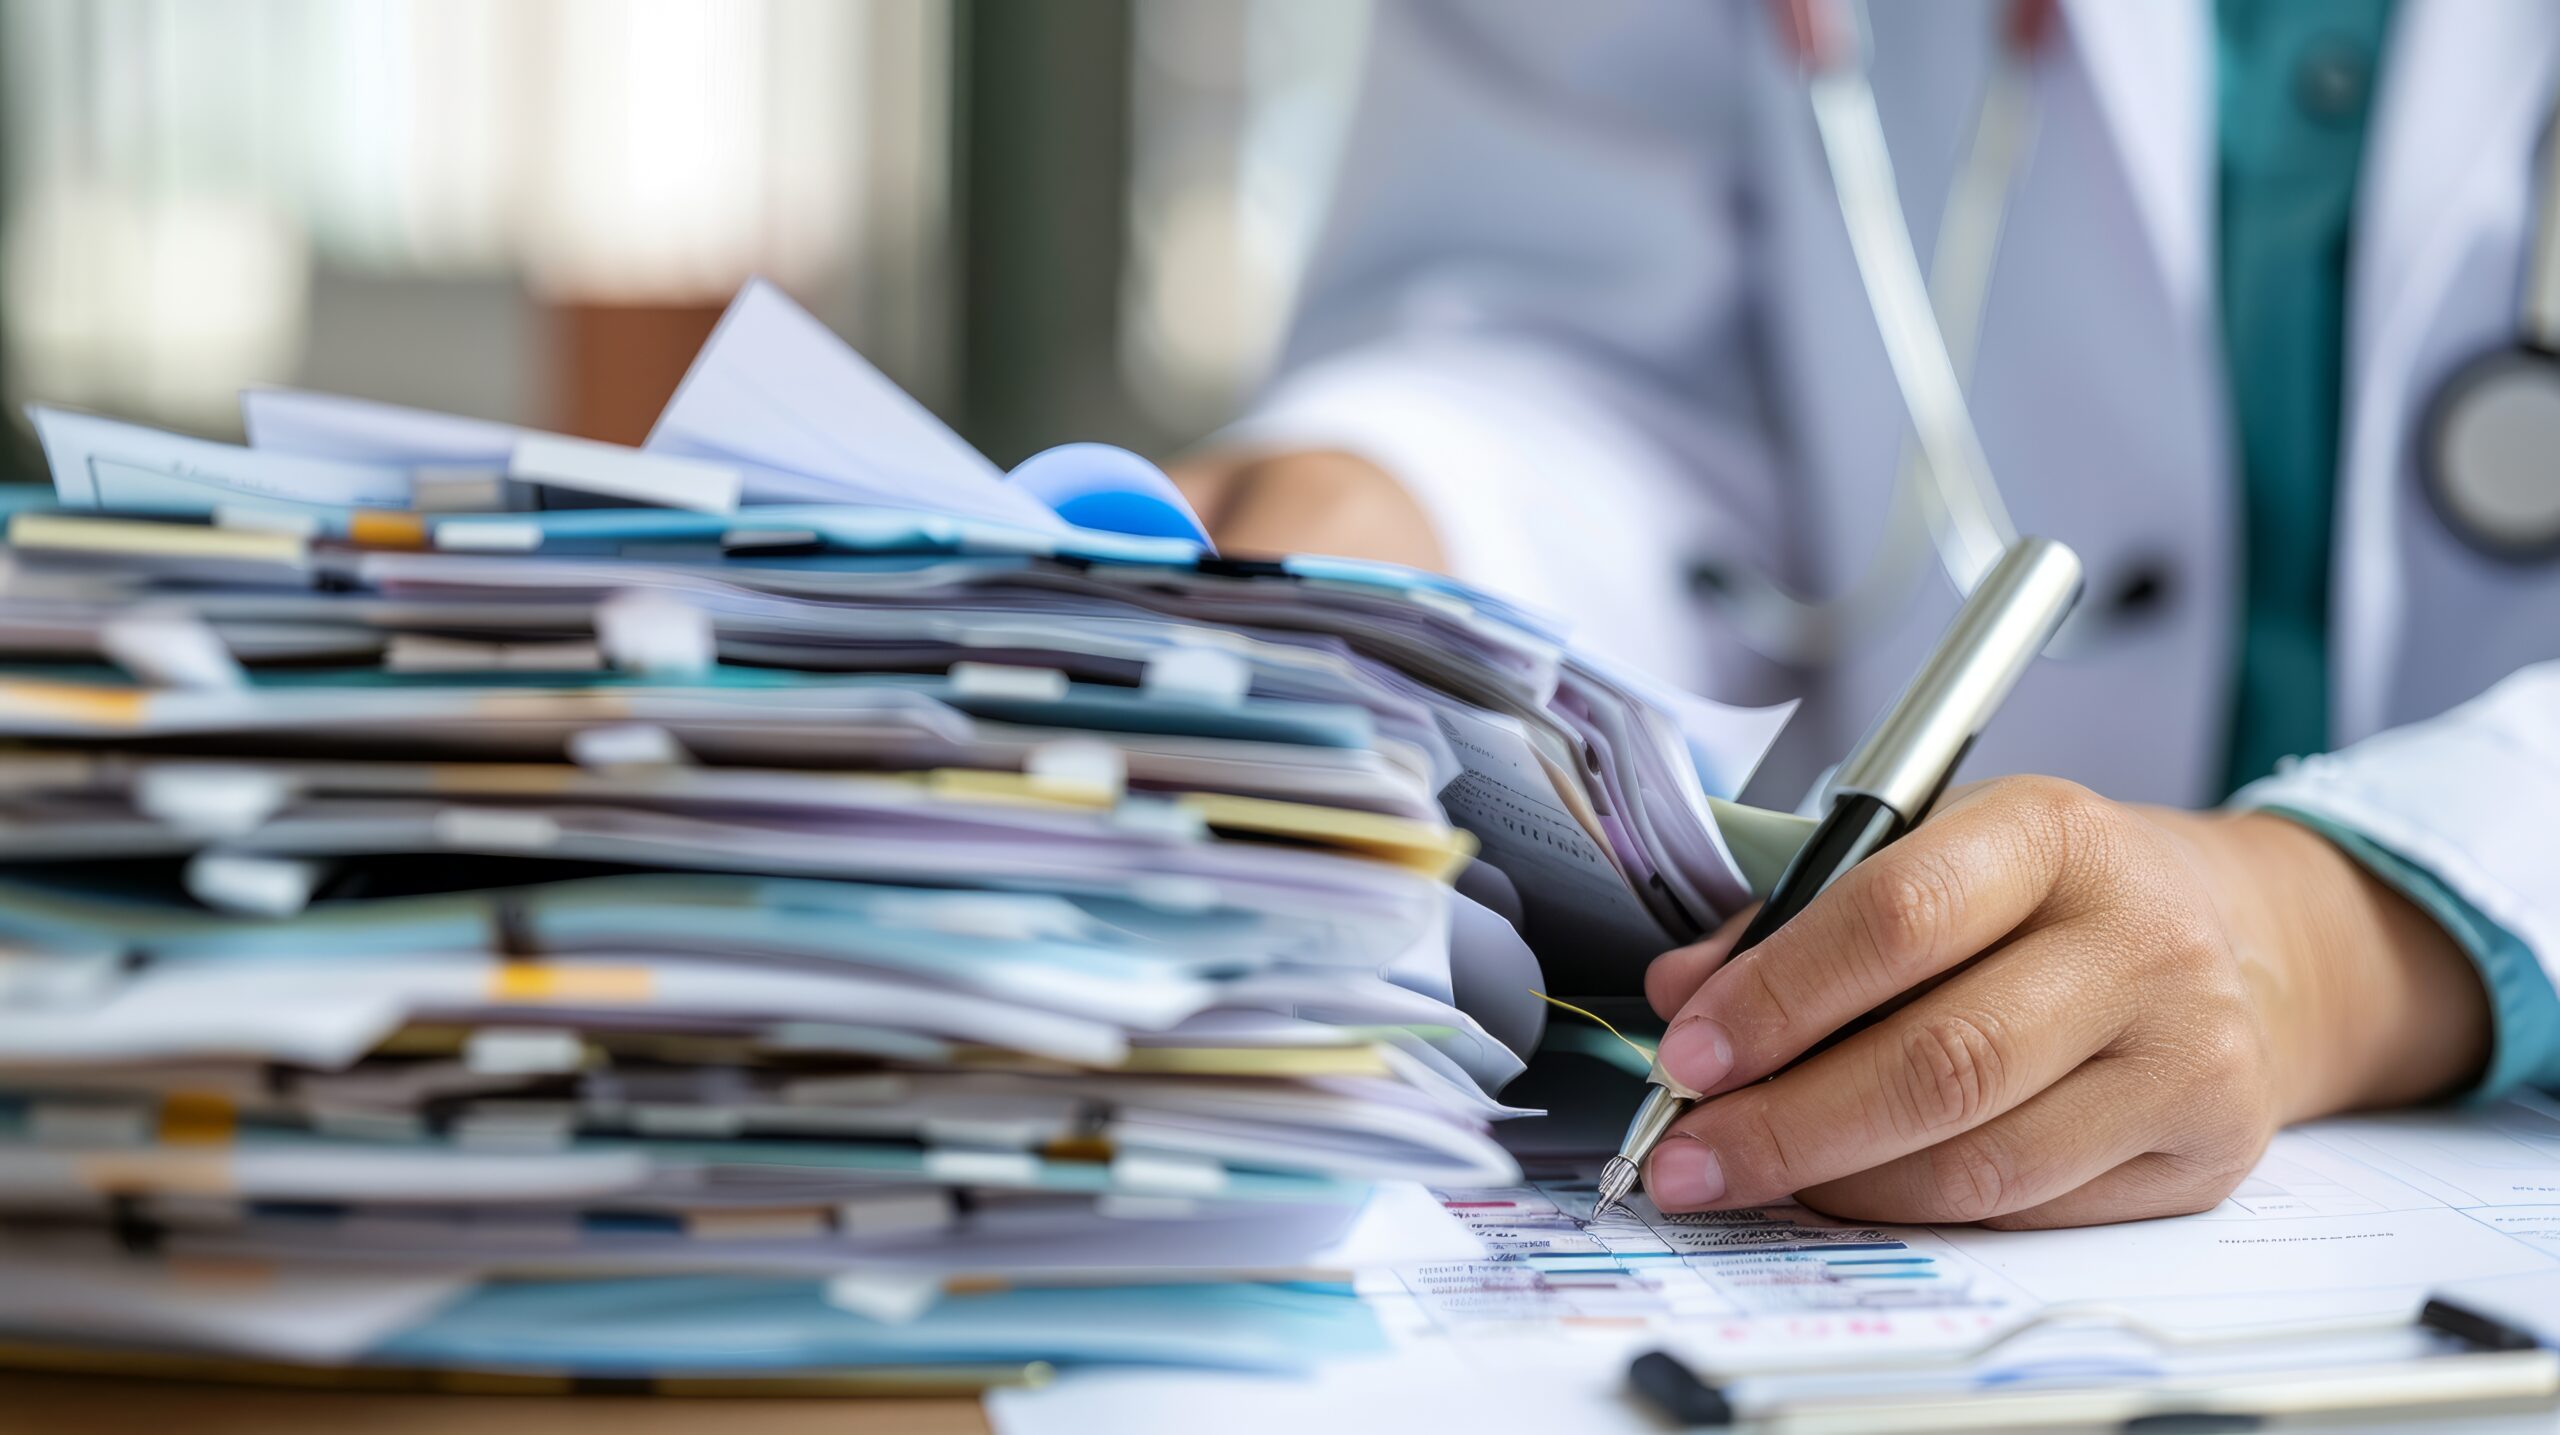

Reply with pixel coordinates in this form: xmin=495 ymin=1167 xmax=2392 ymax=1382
xmin=2293 ymin=35 xmax=2375 ymax=126
xmin=1685 ymin=558 xmax=1737 ymax=597
xmin=2105 ymin=559 xmax=2173 ymax=621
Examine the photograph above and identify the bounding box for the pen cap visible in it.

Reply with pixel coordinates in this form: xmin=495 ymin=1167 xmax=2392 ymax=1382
xmin=1831 ymin=536 xmax=2082 ymax=820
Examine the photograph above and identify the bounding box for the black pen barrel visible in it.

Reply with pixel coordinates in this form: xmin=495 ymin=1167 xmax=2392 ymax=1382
xmin=1727 ymin=792 xmax=1908 ymax=958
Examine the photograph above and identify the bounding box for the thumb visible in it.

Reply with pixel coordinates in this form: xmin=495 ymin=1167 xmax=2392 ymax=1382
xmin=1644 ymin=904 xmax=1759 ymax=1021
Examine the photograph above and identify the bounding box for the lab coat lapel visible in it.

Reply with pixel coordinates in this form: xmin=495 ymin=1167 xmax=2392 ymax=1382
xmin=2056 ymin=0 xmax=2213 ymax=330
xmin=2029 ymin=0 xmax=2226 ymax=804
xmin=2337 ymin=1 xmax=2560 ymax=739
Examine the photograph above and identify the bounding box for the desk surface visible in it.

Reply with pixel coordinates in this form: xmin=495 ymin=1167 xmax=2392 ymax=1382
xmin=0 ymin=1374 xmax=990 ymax=1435
xmin=11 ymin=1367 xmax=2560 ymax=1434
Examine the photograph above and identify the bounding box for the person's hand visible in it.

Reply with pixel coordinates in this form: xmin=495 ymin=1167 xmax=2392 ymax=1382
xmin=1638 ymin=776 xmax=2491 ymax=1228
xmin=1166 ymin=450 xmax=1446 ymax=570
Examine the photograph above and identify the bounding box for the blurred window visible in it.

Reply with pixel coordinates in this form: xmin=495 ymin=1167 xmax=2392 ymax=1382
xmin=0 ymin=0 xmax=1368 ymax=457
xmin=0 ymin=0 xmax=939 ymax=428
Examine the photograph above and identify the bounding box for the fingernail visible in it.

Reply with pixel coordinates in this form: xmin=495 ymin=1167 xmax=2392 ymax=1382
xmin=1647 ymin=1138 xmax=1725 ymax=1210
xmin=1657 ymin=1016 xmax=1733 ymax=1092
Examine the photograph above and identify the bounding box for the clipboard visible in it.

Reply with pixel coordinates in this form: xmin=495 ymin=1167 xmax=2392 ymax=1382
xmin=1628 ymin=1296 xmax=2560 ymax=1433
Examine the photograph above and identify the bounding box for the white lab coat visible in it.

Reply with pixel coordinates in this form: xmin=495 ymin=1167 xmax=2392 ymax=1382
xmin=1227 ymin=1 xmax=2560 ymax=992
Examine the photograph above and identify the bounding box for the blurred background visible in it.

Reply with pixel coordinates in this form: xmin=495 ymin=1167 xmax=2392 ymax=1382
xmin=0 ymin=0 xmax=1371 ymax=482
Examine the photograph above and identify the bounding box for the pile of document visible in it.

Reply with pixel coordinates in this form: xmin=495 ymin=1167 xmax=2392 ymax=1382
xmin=0 ymin=281 xmax=1790 ymax=1388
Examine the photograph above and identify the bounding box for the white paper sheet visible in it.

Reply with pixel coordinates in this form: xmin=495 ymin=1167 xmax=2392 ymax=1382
xmin=0 ymin=951 xmax=1146 ymax=1068
xmin=1429 ymin=706 xmax=1675 ymax=976
xmin=507 ymin=432 xmax=741 ymax=514
xmin=0 ymin=1248 xmax=471 ymax=1363
xmin=241 ymin=387 xmax=526 ymax=467
xmin=646 ymin=279 xmax=1065 ymax=530
xmin=31 ymin=406 xmax=412 ymax=514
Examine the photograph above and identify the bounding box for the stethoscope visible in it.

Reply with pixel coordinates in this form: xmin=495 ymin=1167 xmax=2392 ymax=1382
xmin=2427 ymin=101 xmax=2560 ymax=563
xmin=1708 ymin=0 xmax=2560 ymax=667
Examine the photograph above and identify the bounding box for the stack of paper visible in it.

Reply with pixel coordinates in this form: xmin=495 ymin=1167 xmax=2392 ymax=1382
xmin=0 ymin=281 xmax=1791 ymax=1389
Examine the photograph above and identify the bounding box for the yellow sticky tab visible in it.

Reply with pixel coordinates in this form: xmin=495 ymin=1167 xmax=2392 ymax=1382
xmin=1097 ymin=1045 xmax=1397 ymax=1078
xmin=487 ymin=965 xmax=655 ymax=1003
xmin=157 ymin=1092 xmax=238 ymax=1146
xmin=8 ymin=511 xmax=304 ymax=565
xmin=0 ymin=680 xmax=147 ymax=728
xmin=928 ymin=768 xmax=1110 ymax=810
xmin=475 ymin=691 xmax=629 ymax=720
xmin=1040 ymin=1134 xmax=1115 ymax=1164
xmin=348 ymin=509 xmax=429 ymax=550
xmin=431 ymin=762 xmax=580 ymax=796
xmin=73 ymin=1150 xmax=233 ymax=1197
xmin=1180 ymin=792 xmax=1477 ymax=880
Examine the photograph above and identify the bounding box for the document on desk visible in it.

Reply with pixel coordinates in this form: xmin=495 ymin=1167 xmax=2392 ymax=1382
xmin=991 ymin=1098 xmax=2560 ymax=1435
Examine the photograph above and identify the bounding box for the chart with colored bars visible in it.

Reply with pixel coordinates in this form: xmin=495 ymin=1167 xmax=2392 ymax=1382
xmin=1396 ymin=1159 xmax=2031 ymax=1347
xmin=1338 ymin=1096 xmax=2560 ymax=1401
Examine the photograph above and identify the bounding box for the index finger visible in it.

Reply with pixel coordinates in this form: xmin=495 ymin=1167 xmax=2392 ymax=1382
xmin=1651 ymin=778 xmax=2086 ymax=1098
xmin=1646 ymin=919 xmax=2119 ymax=1212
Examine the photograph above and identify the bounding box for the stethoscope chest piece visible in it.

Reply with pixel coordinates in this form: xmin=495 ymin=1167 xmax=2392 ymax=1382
xmin=2426 ymin=347 xmax=2560 ymax=560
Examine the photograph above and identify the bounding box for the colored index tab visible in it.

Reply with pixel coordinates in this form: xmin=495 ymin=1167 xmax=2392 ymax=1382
xmin=486 ymin=965 xmax=656 ymax=1002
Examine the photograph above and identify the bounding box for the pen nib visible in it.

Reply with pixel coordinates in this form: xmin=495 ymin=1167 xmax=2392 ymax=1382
xmin=1594 ymin=1154 xmax=1639 ymax=1218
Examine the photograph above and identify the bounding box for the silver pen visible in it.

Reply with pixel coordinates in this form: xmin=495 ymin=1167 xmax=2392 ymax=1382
xmin=1594 ymin=536 xmax=2084 ymax=1216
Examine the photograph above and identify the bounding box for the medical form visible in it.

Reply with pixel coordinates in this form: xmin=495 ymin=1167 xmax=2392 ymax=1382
xmin=995 ymin=1097 xmax=2560 ymax=1433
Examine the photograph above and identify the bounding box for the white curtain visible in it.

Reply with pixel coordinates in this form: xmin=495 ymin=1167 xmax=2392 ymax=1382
xmin=1 ymin=0 xmax=882 ymax=423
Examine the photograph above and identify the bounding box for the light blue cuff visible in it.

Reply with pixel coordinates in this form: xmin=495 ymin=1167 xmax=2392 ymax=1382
xmin=2261 ymin=806 xmax=2560 ymax=1103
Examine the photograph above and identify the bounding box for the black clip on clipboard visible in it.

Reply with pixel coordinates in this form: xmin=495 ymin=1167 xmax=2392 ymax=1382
xmin=1628 ymin=1296 xmax=2559 ymax=1433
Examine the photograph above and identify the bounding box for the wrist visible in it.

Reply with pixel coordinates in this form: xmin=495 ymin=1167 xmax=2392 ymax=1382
xmin=2166 ymin=808 xmax=2488 ymax=1121
xmin=1181 ymin=450 xmax=1445 ymax=570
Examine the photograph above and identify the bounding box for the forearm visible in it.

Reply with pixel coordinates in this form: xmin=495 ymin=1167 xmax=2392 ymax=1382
xmin=1166 ymin=449 xmax=1446 ymax=570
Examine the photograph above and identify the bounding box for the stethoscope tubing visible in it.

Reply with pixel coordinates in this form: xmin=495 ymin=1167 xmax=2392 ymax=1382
xmin=1711 ymin=0 xmax=2044 ymax=664
xmin=1728 ymin=0 xmax=2560 ymax=667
